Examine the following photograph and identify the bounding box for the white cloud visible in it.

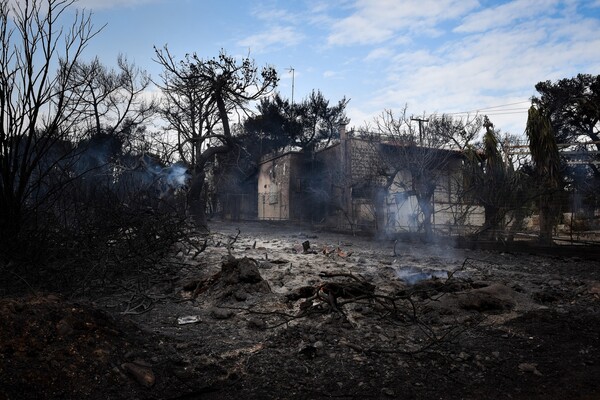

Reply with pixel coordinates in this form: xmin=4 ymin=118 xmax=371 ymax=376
xmin=238 ymin=26 xmax=305 ymax=54
xmin=327 ymin=0 xmax=479 ymax=46
xmin=250 ymin=5 xmax=296 ymax=23
xmin=75 ymin=0 xmax=161 ymax=10
xmin=454 ymin=0 xmax=560 ymax=33
xmin=355 ymin=5 xmax=600 ymax=135
xmin=364 ymin=47 xmax=394 ymax=61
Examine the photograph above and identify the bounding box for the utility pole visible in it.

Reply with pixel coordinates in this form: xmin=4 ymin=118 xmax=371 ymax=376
xmin=286 ymin=67 xmax=295 ymax=104
xmin=411 ymin=117 xmax=429 ymax=145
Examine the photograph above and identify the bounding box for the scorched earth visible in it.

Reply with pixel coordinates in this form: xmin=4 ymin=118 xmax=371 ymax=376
xmin=1 ymin=221 xmax=599 ymax=399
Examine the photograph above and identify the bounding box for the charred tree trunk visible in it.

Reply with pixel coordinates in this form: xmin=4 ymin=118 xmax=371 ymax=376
xmin=480 ymin=205 xmax=503 ymax=240
xmin=414 ymin=174 xmax=435 ymax=241
xmin=187 ymin=167 xmax=207 ymax=228
xmin=373 ymin=187 xmax=387 ymax=234
xmin=539 ymin=195 xmax=558 ymax=244
xmin=418 ymin=196 xmax=434 ymax=240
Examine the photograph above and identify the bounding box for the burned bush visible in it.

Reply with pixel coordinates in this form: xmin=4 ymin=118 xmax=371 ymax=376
xmin=1 ymin=132 xmax=194 ymax=295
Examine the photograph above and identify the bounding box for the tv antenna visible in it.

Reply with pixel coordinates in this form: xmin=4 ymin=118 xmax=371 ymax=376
xmin=286 ymin=67 xmax=295 ymax=104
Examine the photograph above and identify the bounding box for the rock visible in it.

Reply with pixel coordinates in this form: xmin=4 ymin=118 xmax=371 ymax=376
xmin=533 ymin=287 xmax=561 ymax=303
xmin=210 ymin=308 xmax=234 ymax=320
xmin=221 ymin=257 xmax=265 ymax=285
xmin=302 ymin=240 xmax=311 ymax=252
xmin=518 ymin=362 xmax=543 ymax=376
xmin=588 ymin=282 xmax=600 ymax=295
xmin=458 ymin=283 xmax=517 ymax=312
xmin=247 ymin=317 xmax=266 ymax=330
xmin=56 ymin=317 xmax=74 ymax=336
xmin=121 ymin=362 xmax=155 ymax=387
xmin=234 ymin=289 xmax=248 ymax=301
xmin=381 ymin=388 xmax=395 ymax=396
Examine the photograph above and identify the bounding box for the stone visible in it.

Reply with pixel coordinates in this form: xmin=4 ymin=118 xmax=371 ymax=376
xmin=56 ymin=317 xmax=74 ymax=337
xmin=247 ymin=317 xmax=267 ymax=330
xmin=518 ymin=362 xmax=543 ymax=376
xmin=121 ymin=362 xmax=155 ymax=387
xmin=221 ymin=257 xmax=264 ymax=284
xmin=234 ymin=289 xmax=248 ymax=301
xmin=210 ymin=307 xmax=234 ymax=320
xmin=458 ymin=283 xmax=517 ymax=312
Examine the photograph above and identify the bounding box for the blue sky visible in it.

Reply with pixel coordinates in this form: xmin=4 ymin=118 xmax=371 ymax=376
xmin=71 ymin=0 xmax=600 ymax=137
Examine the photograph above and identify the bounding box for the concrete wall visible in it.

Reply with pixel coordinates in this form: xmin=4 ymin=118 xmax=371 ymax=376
xmin=257 ymin=152 xmax=304 ymax=220
xmin=257 ymin=134 xmax=487 ymax=234
xmin=381 ymin=157 xmax=486 ymax=234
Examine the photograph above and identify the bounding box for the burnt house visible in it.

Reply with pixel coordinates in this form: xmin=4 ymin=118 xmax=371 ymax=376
xmin=257 ymin=151 xmax=307 ymax=221
xmin=257 ymin=125 xmax=485 ymax=234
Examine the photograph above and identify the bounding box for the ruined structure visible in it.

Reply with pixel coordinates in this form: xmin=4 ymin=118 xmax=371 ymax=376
xmin=257 ymin=151 xmax=306 ymax=221
xmin=258 ymin=125 xmax=485 ymax=234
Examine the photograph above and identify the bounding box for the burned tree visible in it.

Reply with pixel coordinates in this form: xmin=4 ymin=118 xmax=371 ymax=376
xmin=462 ymin=117 xmax=531 ymax=240
xmin=366 ymin=109 xmax=479 ymax=238
xmin=0 ymin=0 xmax=101 ymax=247
xmin=533 ymin=74 xmax=600 ymax=232
xmin=63 ymin=55 xmax=157 ymax=139
xmin=291 ymin=90 xmax=349 ymax=152
xmin=525 ymin=105 xmax=563 ymax=244
xmin=153 ymin=47 xmax=278 ymax=226
xmin=245 ymin=90 xmax=349 ymax=154
xmin=533 ymin=74 xmax=600 ymax=149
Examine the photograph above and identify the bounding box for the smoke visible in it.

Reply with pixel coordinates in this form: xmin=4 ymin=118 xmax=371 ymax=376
xmin=67 ymin=135 xmax=190 ymax=204
xmin=394 ymin=264 xmax=449 ymax=285
xmin=163 ymin=163 xmax=189 ymax=189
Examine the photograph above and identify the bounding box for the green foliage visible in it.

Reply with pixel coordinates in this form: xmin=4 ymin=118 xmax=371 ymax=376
xmin=525 ymin=106 xmax=561 ymax=188
xmin=463 ymin=117 xmax=530 ymax=240
xmin=244 ymin=90 xmax=348 ymax=153
xmin=525 ymin=105 xmax=563 ymax=244
xmin=533 ymin=74 xmax=600 ymax=144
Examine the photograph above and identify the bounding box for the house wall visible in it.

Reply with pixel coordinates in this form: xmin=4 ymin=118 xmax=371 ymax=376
xmin=288 ymin=154 xmax=306 ymax=220
xmin=256 ymin=132 xmax=486 ymax=234
xmin=257 ymin=152 xmax=304 ymax=220
xmin=382 ymin=158 xmax=486 ymax=235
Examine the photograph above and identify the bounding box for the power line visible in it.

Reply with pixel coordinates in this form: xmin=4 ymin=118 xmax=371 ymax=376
xmin=471 ymin=100 xmax=531 ymax=111
xmin=444 ymin=100 xmax=531 ymax=116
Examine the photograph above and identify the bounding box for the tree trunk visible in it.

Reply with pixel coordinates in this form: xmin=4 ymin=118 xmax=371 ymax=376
xmin=481 ymin=205 xmax=502 ymax=240
xmin=418 ymin=196 xmax=434 ymax=241
xmin=373 ymin=187 xmax=387 ymax=234
xmin=538 ymin=198 xmax=555 ymax=245
xmin=187 ymin=168 xmax=207 ymax=228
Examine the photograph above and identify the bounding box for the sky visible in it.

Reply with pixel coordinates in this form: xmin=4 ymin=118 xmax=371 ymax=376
xmin=68 ymin=0 xmax=600 ymax=137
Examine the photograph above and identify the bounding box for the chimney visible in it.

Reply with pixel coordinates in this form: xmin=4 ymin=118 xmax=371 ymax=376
xmin=339 ymin=123 xmax=347 ymax=141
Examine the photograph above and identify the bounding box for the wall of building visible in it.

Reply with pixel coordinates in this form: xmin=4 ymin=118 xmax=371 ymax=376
xmin=257 ymin=152 xmax=305 ymax=221
xmin=381 ymin=158 xmax=486 ymax=235
xmin=256 ymin=131 xmax=487 ymax=235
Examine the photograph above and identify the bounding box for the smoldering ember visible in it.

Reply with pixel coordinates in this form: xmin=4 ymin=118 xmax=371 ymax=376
xmin=1 ymin=1 xmax=600 ymax=399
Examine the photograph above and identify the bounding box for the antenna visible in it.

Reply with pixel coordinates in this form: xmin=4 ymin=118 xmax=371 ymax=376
xmin=286 ymin=67 xmax=295 ymax=104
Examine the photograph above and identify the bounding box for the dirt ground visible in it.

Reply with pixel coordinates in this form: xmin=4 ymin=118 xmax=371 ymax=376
xmin=1 ymin=221 xmax=600 ymax=400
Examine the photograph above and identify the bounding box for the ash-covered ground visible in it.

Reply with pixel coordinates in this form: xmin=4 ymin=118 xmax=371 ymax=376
xmin=1 ymin=221 xmax=600 ymax=399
